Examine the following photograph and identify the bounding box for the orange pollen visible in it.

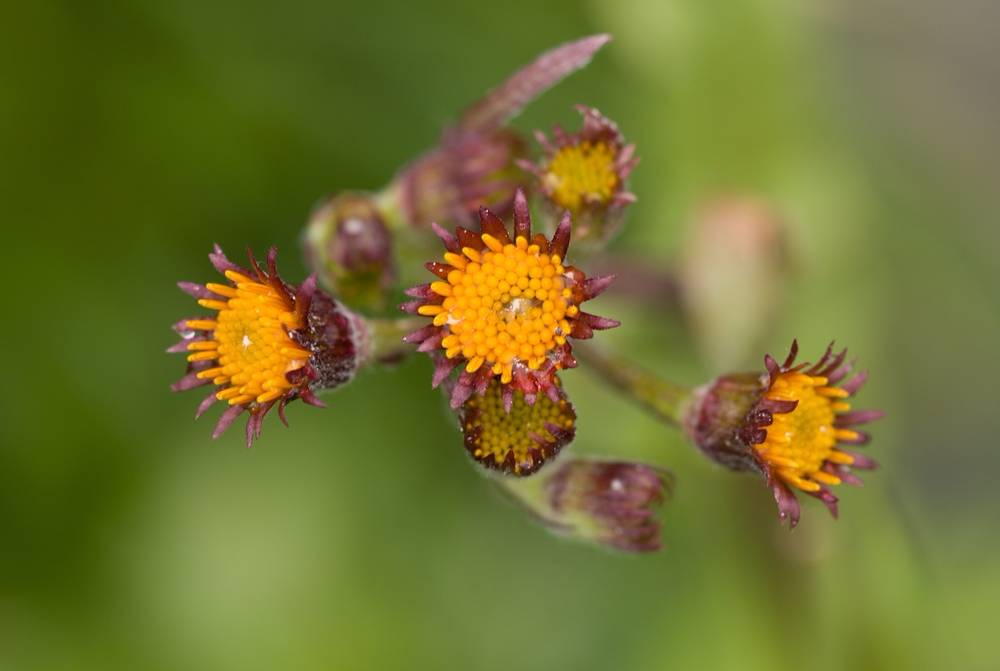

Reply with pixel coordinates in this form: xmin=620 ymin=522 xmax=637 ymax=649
xmin=543 ymin=140 xmax=618 ymax=211
xmin=185 ymin=270 xmax=310 ymax=406
xmin=419 ymin=234 xmax=579 ymax=383
xmin=753 ymin=371 xmax=857 ymax=493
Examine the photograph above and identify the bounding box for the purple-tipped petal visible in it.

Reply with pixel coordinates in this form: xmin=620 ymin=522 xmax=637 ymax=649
xmin=831 ymin=465 xmax=864 ymax=486
xmin=806 ymin=342 xmax=836 ymax=374
xmin=212 ymin=405 xmax=244 ymax=439
xmin=432 ymin=356 xmax=460 ymax=389
xmin=450 ymin=380 xmax=474 ymax=409
xmin=501 ymin=384 xmax=514 ymax=414
xmin=399 ymin=299 xmax=424 ymax=315
xmin=416 ymin=333 xmax=444 ymax=353
xmin=758 ymin=398 xmax=799 ymax=414
xmin=478 ymin=207 xmax=510 ymax=243
xmin=513 ymin=188 xmax=531 ymax=239
xmin=455 ymin=226 xmax=486 ymax=251
xmin=818 ymin=349 xmax=849 ymax=378
xmin=172 ymin=318 xmax=201 ymax=335
xmin=171 ymin=371 xmax=209 ymax=392
xmin=580 ymin=312 xmax=620 ymax=330
xmin=770 ymin=479 xmax=801 ymax=529
xmin=403 ymin=325 xmax=437 ymax=344
xmin=209 ymin=244 xmax=250 ymax=277
xmin=570 ymin=320 xmax=593 ymax=340
xmin=166 ymin=340 xmax=194 ymax=353
xmin=404 ymin=284 xmax=434 ymax=299
xmin=472 ymin=368 xmax=492 ymax=396
xmin=431 ymin=222 xmax=460 ymax=252
xmin=583 ymin=274 xmax=615 ymax=299
xmin=838 ymin=430 xmax=871 ymax=445
xmin=299 ymin=388 xmax=326 ymax=408
xmin=177 ymin=281 xmax=215 ymax=299
xmin=809 ymin=487 xmax=840 ymax=519
xmin=293 ymin=274 xmax=317 ymax=316
xmin=549 ymin=210 xmax=572 ymax=259
xmin=841 ymin=370 xmax=869 ymax=395
xmin=781 ymin=339 xmax=800 ymax=369
xmin=195 ymin=392 xmax=218 ymax=419
xmin=826 ymin=360 xmax=854 ymax=384
xmin=834 ymin=409 xmax=885 ymax=426
xmin=841 ymin=451 xmax=879 ymax=470
xmin=764 ymin=354 xmax=781 ymax=383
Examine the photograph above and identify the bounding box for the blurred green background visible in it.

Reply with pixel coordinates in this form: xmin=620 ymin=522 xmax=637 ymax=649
xmin=3 ymin=0 xmax=997 ymax=669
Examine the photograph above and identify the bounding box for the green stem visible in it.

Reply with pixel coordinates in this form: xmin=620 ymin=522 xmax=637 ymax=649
xmin=368 ymin=316 xmax=425 ymax=362
xmin=575 ymin=342 xmax=692 ymax=427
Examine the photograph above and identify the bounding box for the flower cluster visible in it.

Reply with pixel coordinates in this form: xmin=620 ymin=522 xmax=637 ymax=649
xmin=169 ymin=35 xmax=882 ymax=552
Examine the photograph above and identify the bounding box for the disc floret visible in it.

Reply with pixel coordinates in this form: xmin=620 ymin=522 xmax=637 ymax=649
xmin=460 ymin=378 xmax=576 ymax=476
xmin=403 ymin=190 xmax=619 ymax=407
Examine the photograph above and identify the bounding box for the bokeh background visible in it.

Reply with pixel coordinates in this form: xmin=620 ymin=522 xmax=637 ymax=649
xmin=3 ymin=1 xmax=998 ymax=669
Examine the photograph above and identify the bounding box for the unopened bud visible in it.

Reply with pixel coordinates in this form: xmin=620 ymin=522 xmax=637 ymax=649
xmin=304 ymin=192 xmax=395 ymax=311
xmin=543 ymin=459 xmax=671 ymax=552
xmin=495 ymin=457 xmax=672 ymax=552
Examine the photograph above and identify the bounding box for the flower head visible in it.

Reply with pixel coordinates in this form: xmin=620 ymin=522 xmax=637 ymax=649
xmin=685 ymin=341 xmax=882 ymax=527
xmin=539 ymin=459 xmax=672 ymax=552
xmin=459 ymin=377 xmax=575 ymax=476
xmin=170 ymin=245 xmax=370 ymax=446
xmin=402 ymin=190 xmax=619 ymax=407
xmin=520 ymin=106 xmax=637 ymax=244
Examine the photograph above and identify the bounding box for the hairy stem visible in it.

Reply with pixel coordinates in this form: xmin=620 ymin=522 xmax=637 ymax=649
xmin=368 ymin=316 xmax=425 ymax=362
xmin=576 ymin=342 xmax=692 ymax=427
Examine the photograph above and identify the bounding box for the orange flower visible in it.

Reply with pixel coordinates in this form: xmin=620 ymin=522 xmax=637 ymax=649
xmin=170 ymin=246 xmax=370 ymax=445
xmin=685 ymin=341 xmax=882 ymax=526
xmin=402 ymin=190 xmax=618 ymax=408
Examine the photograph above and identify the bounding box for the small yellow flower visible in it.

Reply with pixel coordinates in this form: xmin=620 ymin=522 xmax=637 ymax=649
xmin=519 ymin=106 xmax=637 ymax=245
xmin=685 ymin=341 xmax=882 ymax=526
xmin=754 ymin=369 xmax=863 ymax=494
xmin=543 ymin=139 xmax=620 ymax=212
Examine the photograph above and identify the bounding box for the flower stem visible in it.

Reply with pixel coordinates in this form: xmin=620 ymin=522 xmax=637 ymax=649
xmin=369 ymin=316 xmax=424 ymax=363
xmin=575 ymin=342 xmax=692 ymax=427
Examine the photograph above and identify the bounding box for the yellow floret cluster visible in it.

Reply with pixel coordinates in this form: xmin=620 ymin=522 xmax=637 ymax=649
xmin=466 ymin=382 xmax=575 ymax=473
xmin=186 ymin=270 xmax=311 ymax=406
xmin=418 ymin=234 xmax=579 ymax=382
xmin=544 ymin=140 xmax=618 ymax=211
xmin=753 ymin=371 xmax=862 ymax=493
